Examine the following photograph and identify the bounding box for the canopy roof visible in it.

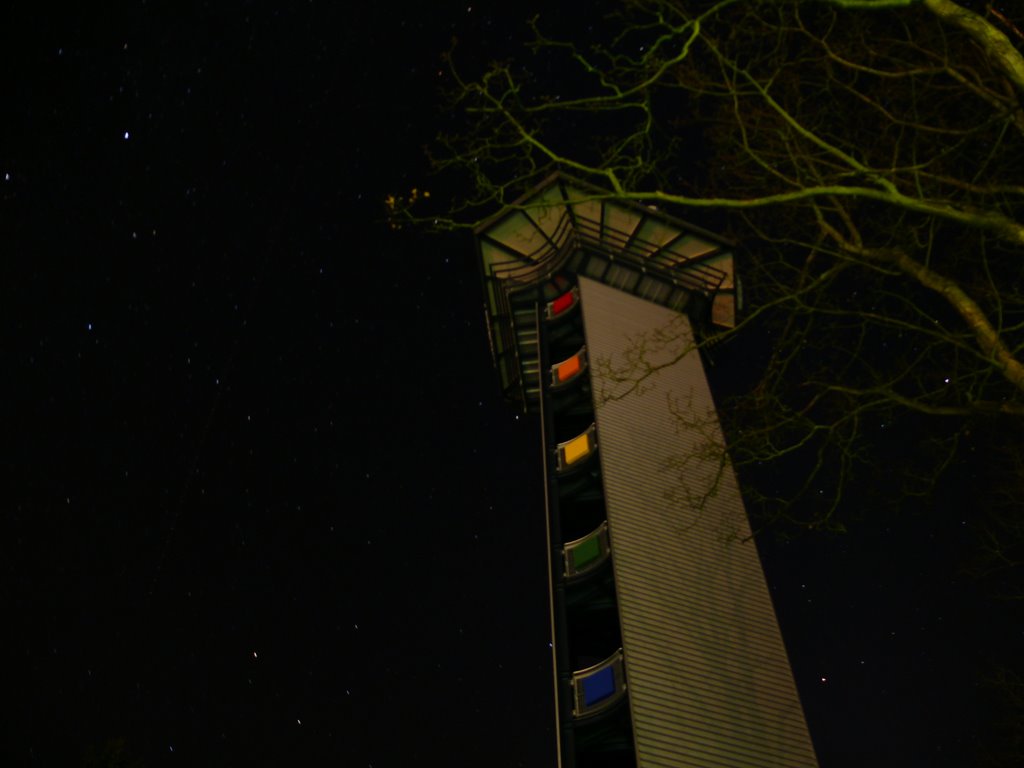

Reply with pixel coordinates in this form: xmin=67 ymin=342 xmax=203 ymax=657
xmin=475 ymin=173 xmax=738 ymax=406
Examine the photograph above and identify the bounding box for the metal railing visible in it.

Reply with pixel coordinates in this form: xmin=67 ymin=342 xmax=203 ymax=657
xmin=484 ymin=208 xmax=730 ymax=404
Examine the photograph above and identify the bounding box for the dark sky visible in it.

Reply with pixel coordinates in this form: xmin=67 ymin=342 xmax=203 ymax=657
xmin=3 ymin=2 xmax=1011 ymax=767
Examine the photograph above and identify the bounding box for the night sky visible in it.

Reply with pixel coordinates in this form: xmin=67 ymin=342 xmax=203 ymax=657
xmin=3 ymin=3 xmax=1013 ymax=767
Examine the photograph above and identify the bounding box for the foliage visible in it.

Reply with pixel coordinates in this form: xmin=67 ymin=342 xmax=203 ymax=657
xmin=418 ymin=0 xmax=1024 ymax=528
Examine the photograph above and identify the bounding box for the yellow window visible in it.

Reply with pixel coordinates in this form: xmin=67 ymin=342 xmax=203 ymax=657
xmin=562 ymin=432 xmax=591 ymax=465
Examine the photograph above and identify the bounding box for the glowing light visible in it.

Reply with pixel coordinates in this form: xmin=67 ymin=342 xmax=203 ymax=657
xmin=555 ymin=353 xmax=581 ymax=382
xmin=571 ymin=534 xmax=602 ymax=568
xmin=562 ymin=432 xmax=591 ymax=465
xmin=550 ymin=291 xmax=574 ymax=316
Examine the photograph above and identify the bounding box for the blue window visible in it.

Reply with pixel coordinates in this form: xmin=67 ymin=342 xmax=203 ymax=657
xmin=581 ymin=666 xmax=616 ymax=707
xmin=572 ymin=649 xmax=626 ymax=718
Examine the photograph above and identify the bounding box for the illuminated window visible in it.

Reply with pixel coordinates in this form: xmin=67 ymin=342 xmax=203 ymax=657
xmin=556 ymin=424 xmax=597 ymax=472
xmin=572 ymin=649 xmax=626 ymax=718
xmin=550 ymin=346 xmax=587 ymax=387
xmin=582 ymin=666 xmax=615 ymax=705
xmin=564 ymin=521 xmax=610 ymax=578
xmin=546 ymin=287 xmax=579 ymax=319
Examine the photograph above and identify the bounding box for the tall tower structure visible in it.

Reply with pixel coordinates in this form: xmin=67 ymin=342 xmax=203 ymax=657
xmin=475 ymin=174 xmax=819 ymax=768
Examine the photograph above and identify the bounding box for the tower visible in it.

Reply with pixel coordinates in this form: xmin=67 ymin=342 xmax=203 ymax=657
xmin=475 ymin=174 xmax=819 ymax=767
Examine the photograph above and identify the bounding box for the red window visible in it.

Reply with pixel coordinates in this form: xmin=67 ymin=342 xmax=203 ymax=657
xmin=550 ymin=291 xmax=575 ymax=316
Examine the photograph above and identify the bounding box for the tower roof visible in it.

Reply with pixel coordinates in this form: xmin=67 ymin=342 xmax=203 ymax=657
xmin=475 ymin=172 xmax=738 ymax=406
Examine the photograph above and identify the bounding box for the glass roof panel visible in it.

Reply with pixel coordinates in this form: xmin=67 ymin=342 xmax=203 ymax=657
xmin=712 ymin=293 xmax=736 ymax=328
xmin=485 ymin=210 xmax=550 ymax=260
xmin=670 ymin=234 xmax=719 ymax=259
xmin=602 ymin=202 xmax=643 ymax=244
xmin=631 ymin=216 xmax=683 ymax=253
xmin=699 ymin=250 xmax=735 ymax=288
xmin=562 ymin=182 xmax=603 ymax=225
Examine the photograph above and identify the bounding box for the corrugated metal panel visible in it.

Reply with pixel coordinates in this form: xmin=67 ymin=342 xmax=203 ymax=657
xmin=578 ymin=277 xmax=818 ymax=768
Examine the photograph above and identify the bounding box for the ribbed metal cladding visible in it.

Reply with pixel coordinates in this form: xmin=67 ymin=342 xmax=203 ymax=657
xmin=577 ymin=277 xmax=819 ymax=768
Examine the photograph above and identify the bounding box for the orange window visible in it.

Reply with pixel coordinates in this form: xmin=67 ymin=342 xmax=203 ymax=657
xmin=556 ymin=354 xmax=582 ymax=382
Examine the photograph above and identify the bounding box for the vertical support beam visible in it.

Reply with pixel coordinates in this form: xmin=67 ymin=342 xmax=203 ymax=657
xmin=537 ymin=297 xmax=575 ymax=768
xmin=578 ymin=276 xmax=818 ymax=768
